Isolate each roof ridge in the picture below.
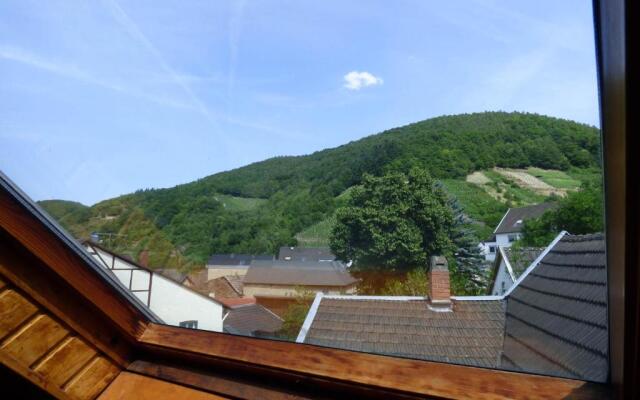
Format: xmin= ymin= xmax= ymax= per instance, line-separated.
xmin=563 ymin=233 xmax=605 ymax=242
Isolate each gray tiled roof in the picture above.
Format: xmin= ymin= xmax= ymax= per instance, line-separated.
xmin=278 ymin=246 xmax=336 ymax=262
xmin=223 ymin=304 xmax=283 ymax=337
xmin=244 ymin=260 xmax=357 ymax=287
xmin=207 ymin=253 xmax=274 ymax=266
xmin=494 ymin=203 xmax=557 ymax=234
xmin=501 ymin=233 xmax=608 ymax=382
xmin=304 ymin=298 xmax=506 ymax=368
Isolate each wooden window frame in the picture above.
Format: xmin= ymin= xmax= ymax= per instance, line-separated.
xmin=0 ymin=0 xmax=636 ymax=398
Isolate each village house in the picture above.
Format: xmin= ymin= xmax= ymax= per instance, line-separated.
xmin=84 ymin=241 xmax=225 ymax=332
xmin=242 ymin=259 xmax=358 ymax=316
xmin=243 ymin=260 xmax=358 ymax=298
xmin=297 ymin=232 xmax=608 ymax=382
xmin=206 ymin=253 xmax=274 ymax=280
xmin=480 ymin=202 xmax=556 ymax=261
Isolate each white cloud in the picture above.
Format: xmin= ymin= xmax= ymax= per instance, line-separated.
xmin=343 ymin=71 xmax=383 ymax=90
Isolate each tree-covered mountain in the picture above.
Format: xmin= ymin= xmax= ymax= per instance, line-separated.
xmin=39 ymin=112 xmax=601 ymax=266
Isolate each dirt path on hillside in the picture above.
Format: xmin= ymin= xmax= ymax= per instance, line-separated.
xmin=493 ymin=168 xmax=566 ymax=197
xmin=466 ymin=171 xmax=491 ymax=185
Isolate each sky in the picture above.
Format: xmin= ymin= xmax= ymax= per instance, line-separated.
xmin=0 ymin=0 xmax=599 ymax=205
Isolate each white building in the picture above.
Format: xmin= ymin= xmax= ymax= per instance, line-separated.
xmin=84 ymin=242 xmax=224 ymax=332
xmin=480 ymin=203 xmax=556 ymax=261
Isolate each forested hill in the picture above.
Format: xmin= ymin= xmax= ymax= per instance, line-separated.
xmin=191 ymin=112 xmax=600 ymax=198
xmin=39 ymin=112 xmax=601 ymax=267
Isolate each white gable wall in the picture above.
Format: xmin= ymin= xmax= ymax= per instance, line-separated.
xmin=490 ymin=256 xmax=515 ymax=295
xmin=85 ymin=245 xmax=223 ymax=332
xmin=148 ymin=274 xmax=223 ymax=331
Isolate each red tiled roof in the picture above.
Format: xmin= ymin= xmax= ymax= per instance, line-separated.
xmin=218 ymin=297 xmax=256 ymax=308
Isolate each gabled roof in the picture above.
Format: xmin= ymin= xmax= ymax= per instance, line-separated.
xmin=207 ymin=253 xmax=274 ymax=266
xmin=494 ymin=203 xmax=557 ymax=234
xmin=278 ymin=246 xmax=335 ymax=262
xmin=299 ymin=295 xmax=506 ymax=368
xmin=488 ymin=246 xmax=544 ymax=293
xmin=224 ymin=303 xmax=283 ymax=337
xmin=501 ymin=233 xmax=608 ymax=382
xmin=244 ymin=260 xmax=357 ymax=287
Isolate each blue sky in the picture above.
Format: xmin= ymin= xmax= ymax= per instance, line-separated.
xmin=0 ymin=0 xmax=599 ymax=205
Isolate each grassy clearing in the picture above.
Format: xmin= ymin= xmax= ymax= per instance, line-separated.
xmin=565 ymin=167 xmax=602 ymax=185
xmin=295 ymin=214 xmax=335 ymax=247
xmin=526 ymin=167 xmax=581 ymax=190
xmin=295 ymin=187 xmax=354 ymax=247
xmin=441 ymin=179 xmax=507 ymax=240
xmin=214 ymin=194 xmax=266 ymax=212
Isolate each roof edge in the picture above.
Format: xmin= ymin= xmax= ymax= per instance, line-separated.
xmin=0 ymin=171 xmax=162 ymax=323
xmin=499 ymin=246 xmax=518 ymax=282
xmin=296 ymin=292 xmax=324 ymax=343
xmin=493 ymin=207 xmax=511 ymax=234
xmin=503 ymin=230 xmax=568 ymax=297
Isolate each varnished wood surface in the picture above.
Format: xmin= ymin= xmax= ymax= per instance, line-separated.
xmin=139 ymin=323 xmax=609 ymax=400
xmin=0 ymin=233 xmax=132 ymax=366
xmin=98 ymin=372 xmax=229 ymax=400
xmin=127 ymin=360 xmax=314 ymax=400
xmin=65 ymin=357 xmax=121 ymax=400
xmin=0 ymin=271 xmax=121 ymax=399
xmin=0 ymin=288 xmax=37 ymax=338
xmin=34 ymin=337 xmax=97 ymax=387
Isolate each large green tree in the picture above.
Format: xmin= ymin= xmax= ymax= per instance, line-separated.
xmin=522 ymin=180 xmax=604 ymax=246
xmin=330 ymin=169 xmax=454 ymax=269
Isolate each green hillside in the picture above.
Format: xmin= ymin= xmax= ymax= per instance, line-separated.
xmin=39 ymin=112 xmax=601 ymax=266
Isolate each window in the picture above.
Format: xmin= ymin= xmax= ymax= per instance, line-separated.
xmin=1 ymin=0 xmax=608 ymax=384
xmin=179 ymin=320 xmax=198 ymax=329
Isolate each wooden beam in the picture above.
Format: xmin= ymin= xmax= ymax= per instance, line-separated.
xmin=127 ymin=360 xmax=312 ymax=400
xmin=99 ymin=372 xmax=228 ymax=400
xmin=139 ymin=323 xmax=609 ymax=400
xmin=0 ymin=233 xmax=133 ymax=366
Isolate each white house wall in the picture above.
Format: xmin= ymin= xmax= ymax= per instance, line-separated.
xmin=490 ymin=258 xmax=515 ymax=295
xmin=131 ymin=269 xmax=150 ymax=291
xmin=149 ymin=274 xmax=223 ymax=332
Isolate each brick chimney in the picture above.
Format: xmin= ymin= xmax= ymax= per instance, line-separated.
xmin=428 ymin=256 xmax=452 ymax=311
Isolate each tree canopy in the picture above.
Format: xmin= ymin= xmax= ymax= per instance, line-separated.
xmin=522 ymin=179 xmax=604 ymax=246
xmin=330 ymin=169 xmax=454 ymax=270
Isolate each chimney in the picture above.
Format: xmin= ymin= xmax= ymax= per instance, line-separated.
xmin=428 ymin=256 xmax=452 ymax=311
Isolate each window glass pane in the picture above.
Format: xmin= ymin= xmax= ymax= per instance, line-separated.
xmin=1 ymin=0 xmax=606 ymax=382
